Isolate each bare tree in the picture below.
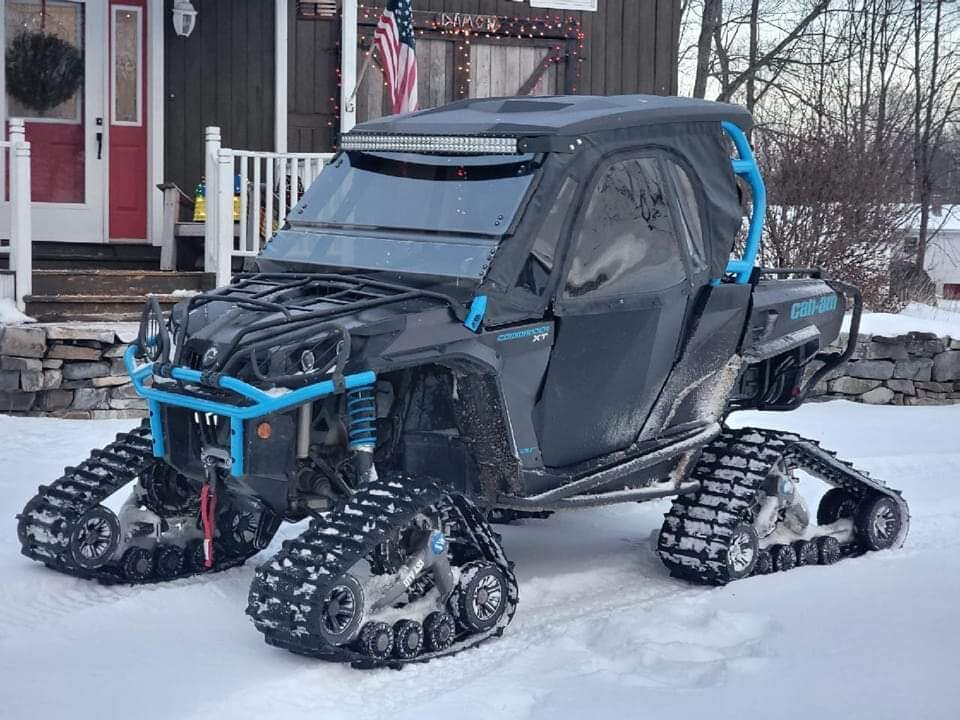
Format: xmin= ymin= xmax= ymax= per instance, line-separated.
xmin=689 ymin=0 xmax=833 ymax=101
xmin=911 ymin=0 xmax=960 ymax=272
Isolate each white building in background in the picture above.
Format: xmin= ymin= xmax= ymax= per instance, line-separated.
xmin=900 ymin=206 xmax=960 ymax=299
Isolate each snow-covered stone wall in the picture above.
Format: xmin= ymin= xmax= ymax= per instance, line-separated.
xmin=813 ymin=331 xmax=960 ymax=405
xmin=0 ymin=320 xmax=955 ymax=419
xmin=0 ymin=323 xmax=146 ymax=419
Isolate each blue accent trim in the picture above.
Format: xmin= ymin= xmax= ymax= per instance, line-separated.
xmin=708 ymin=278 xmax=721 ymax=287
xmin=148 ymin=399 xmax=165 ymax=457
xmin=721 ymin=121 xmax=767 ymax=284
xmin=231 ymin=418 xmax=245 ymax=476
xmin=124 ymin=345 xmax=376 ymax=476
xmin=464 ymin=295 xmax=487 ymax=332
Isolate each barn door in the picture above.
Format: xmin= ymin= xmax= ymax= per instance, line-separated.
xmin=469 ymin=43 xmax=563 ymax=98
xmin=356 ymin=38 xmax=454 ymax=123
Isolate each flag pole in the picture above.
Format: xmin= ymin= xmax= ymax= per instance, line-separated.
xmin=340 ymin=0 xmax=358 ymax=132
xmin=345 ymin=45 xmax=377 ymax=114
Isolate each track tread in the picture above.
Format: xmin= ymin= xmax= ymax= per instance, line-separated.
xmin=657 ymin=427 xmax=909 ymax=585
xmin=16 ymin=422 xmax=263 ymax=584
xmin=246 ymin=474 xmax=518 ymax=668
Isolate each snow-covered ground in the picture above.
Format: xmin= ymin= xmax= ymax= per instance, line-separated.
xmin=843 ymin=301 xmax=960 ymax=337
xmin=1 ymin=402 xmax=958 ymax=720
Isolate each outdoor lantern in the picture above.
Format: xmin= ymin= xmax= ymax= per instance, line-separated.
xmin=172 ymin=0 xmax=198 ymax=38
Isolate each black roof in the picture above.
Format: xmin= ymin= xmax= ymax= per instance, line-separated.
xmin=350 ymin=94 xmax=752 ymax=138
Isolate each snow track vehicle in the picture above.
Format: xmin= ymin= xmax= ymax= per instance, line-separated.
xmin=17 ymin=95 xmax=909 ymax=667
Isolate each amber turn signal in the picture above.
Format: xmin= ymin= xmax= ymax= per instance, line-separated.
xmin=256 ymin=422 xmax=272 ymax=440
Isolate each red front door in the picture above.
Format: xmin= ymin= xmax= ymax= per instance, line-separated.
xmin=108 ymin=0 xmax=148 ymax=240
xmin=4 ymin=1 xmax=107 ymax=243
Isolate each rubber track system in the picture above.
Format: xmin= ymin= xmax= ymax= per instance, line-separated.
xmin=658 ymin=426 xmax=910 ymax=585
xmin=247 ymin=474 xmax=518 ymax=668
xmin=16 ymin=422 xmax=258 ymax=584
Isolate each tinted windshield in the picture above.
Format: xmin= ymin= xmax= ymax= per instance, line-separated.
xmin=289 ymin=152 xmax=536 ymax=237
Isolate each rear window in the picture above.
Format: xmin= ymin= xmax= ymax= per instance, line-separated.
xmin=292 ymin=151 xmax=537 ymax=238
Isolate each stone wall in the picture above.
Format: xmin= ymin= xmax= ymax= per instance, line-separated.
xmin=1 ymin=321 xmax=956 ymax=419
xmin=813 ymin=331 xmax=960 ymax=405
xmin=0 ymin=323 xmax=147 ymax=419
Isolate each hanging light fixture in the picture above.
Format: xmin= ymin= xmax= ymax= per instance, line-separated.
xmin=171 ymin=0 xmax=198 ymax=38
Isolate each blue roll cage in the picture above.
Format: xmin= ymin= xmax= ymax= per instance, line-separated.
xmin=721 ymin=120 xmax=766 ymax=284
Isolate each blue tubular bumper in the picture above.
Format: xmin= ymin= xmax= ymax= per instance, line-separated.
xmin=721 ymin=121 xmax=767 ymax=284
xmin=124 ymin=345 xmax=376 ymax=476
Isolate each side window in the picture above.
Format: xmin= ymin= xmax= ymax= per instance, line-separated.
xmin=563 ymin=157 xmax=685 ymax=300
xmin=665 ymin=160 xmax=707 ymax=272
xmin=516 ymin=177 xmax=578 ymax=296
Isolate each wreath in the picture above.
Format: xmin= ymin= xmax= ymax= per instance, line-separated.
xmin=5 ymin=29 xmax=84 ymax=113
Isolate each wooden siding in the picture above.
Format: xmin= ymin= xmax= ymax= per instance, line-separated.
xmin=164 ymin=0 xmax=276 ymax=194
xmin=287 ymin=0 xmax=679 ymax=152
xmin=288 ymin=0 xmax=340 ymax=153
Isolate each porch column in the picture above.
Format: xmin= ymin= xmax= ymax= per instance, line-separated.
xmin=275 ymin=0 xmax=288 ymax=153
xmin=9 ymin=120 xmax=32 ymax=310
xmin=340 ymin=0 xmax=358 ymax=134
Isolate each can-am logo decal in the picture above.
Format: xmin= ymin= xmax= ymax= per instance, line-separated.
xmin=790 ymin=294 xmax=838 ymax=320
xmin=497 ymin=326 xmax=551 ymax=343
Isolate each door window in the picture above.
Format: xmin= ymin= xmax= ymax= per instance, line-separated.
xmin=111 ymin=6 xmax=142 ymax=126
xmin=665 ymin=160 xmax=707 ymax=272
xmin=516 ymin=177 xmax=578 ymax=296
xmin=5 ymin=0 xmax=86 ymax=203
xmin=563 ymin=157 xmax=685 ymax=300
xmin=5 ymin=1 xmax=83 ymax=123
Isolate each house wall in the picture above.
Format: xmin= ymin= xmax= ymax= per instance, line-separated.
xmin=287 ymin=0 xmax=681 ymax=152
xmin=925 ymin=231 xmax=960 ymax=292
xmin=164 ymin=0 xmax=277 ymax=195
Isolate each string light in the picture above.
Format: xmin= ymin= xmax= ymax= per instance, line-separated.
xmin=331 ymin=7 xmax=586 ymax=138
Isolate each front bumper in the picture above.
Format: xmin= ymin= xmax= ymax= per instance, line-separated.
xmin=124 ymin=344 xmax=375 ymax=476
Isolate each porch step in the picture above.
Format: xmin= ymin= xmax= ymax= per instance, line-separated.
xmin=31 ymin=242 xmax=162 ymax=270
xmin=24 ymin=294 xmax=191 ymax=322
xmin=32 ymin=269 xmax=214 ymax=296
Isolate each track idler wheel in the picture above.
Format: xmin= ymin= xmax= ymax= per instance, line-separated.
xmin=817 ymin=488 xmax=858 ymax=525
xmin=794 ymin=540 xmax=819 ymax=567
xmin=357 ymin=622 xmax=394 ymax=660
xmin=224 ymin=509 xmax=261 ymax=554
xmin=69 ymin=506 xmax=121 ymax=570
xmin=856 ymin=495 xmax=904 ymax=551
xmin=771 ymin=544 xmax=797 ymax=572
xmin=454 ymin=561 xmax=508 ymax=633
xmin=155 ymin=545 xmax=186 ymax=579
xmin=817 ymin=536 xmax=841 ymax=564
xmin=724 ymin=523 xmax=759 ymax=581
xmin=753 ymin=548 xmax=773 ymax=575
xmin=315 ymin=575 xmax=364 ymax=647
xmin=423 ymin=611 xmax=456 ymax=652
xmin=392 ymin=620 xmax=424 ymax=660
xmin=121 ymin=547 xmax=155 ymax=582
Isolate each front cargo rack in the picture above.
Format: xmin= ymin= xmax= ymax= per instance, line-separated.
xmin=168 ymin=273 xmax=468 ymax=384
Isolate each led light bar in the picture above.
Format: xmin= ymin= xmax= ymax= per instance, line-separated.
xmin=340 ymin=133 xmax=521 ymax=155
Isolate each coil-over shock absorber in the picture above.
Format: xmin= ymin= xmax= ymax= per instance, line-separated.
xmin=347 ymin=383 xmax=378 ymax=485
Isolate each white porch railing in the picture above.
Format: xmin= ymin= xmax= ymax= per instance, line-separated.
xmin=0 ymin=119 xmax=32 ymax=310
xmin=204 ymin=126 xmax=334 ymax=287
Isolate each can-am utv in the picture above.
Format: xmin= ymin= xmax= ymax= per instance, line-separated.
xmin=17 ymin=95 xmax=908 ymax=668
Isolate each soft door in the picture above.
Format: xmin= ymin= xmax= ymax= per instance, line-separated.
xmin=534 ymin=155 xmax=690 ymax=468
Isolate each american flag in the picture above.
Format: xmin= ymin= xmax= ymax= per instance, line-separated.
xmin=374 ymin=0 xmax=419 ymax=114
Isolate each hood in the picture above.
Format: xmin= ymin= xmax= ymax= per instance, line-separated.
xmin=167 ymin=273 xmax=475 ymax=386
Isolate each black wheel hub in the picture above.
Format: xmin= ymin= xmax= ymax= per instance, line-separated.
xmin=69 ymin=507 xmax=120 ymax=569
